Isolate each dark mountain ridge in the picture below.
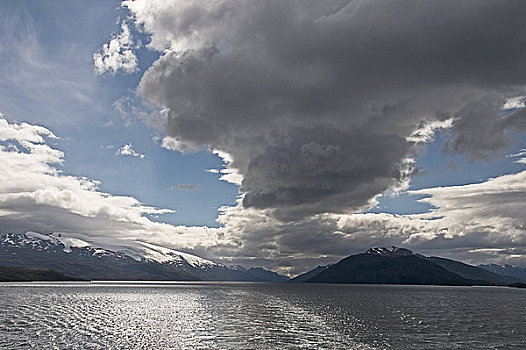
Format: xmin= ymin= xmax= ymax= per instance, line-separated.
xmin=479 ymin=264 xmax=526 ymax=282
xmin=0 ymin=266 xmax=83 ymax=282
xmin=427 ymin=257 xmax=523 ymax=284
xmin=303 ymin=247 xmax=523 ymax=286
xmin=232 ymin=266 xmax=290 ymax=282
xmin=289 ymin=265 xmax=331 ymax=283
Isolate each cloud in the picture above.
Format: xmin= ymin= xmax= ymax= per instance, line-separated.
xmin=211 ymin=150 xmax=243 ymax=186
xmin=174 ymin=184 xmax=199 ymax=190
xmin=195 ymin=162 xmax=526 ymax=274
xmin=509 ymin=149 xmax=526 ymax=160
xmin=117 ymin=143 xmax=145 ymax=158
xmin=0 ymin=115 xmax=223 ymax=252
xmin=503 ymin=97 xmax=526 ymax=111
xmin=2 ymin=114 xmax=526 ymax=274
xmin=161 ymin=136 xmax=200 ymax=153
xmin=93 ymin=23 xmax=138 ymax=75
xmin=120 ymin=0 xmax=526 ymax=220
xmin=0 ymin=7 xmax=96 ymax=124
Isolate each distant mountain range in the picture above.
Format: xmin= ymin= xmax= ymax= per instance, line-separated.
xmin=0 ymin=232 xmax=288 ymax=282
xmin=300 ymin=247 xmax=526 ymax=286
xmin=479 ymin=263 xmax=526 ymax=282
xmin=290 ymin=265 xmax=331 ymax=283
xmin=2 ymin=234 xmax=525 ymax=286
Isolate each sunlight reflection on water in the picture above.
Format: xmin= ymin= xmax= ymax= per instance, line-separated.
xmin=0 ymin=283 xmax=524 ymax=349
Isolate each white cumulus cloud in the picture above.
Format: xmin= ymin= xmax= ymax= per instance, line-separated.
xmin=117 ymin=142 xmax=145 ymax=158
xmin=0 ymin=115 xmax=223 ymax=254
xmin=93 ymin=23 xmax=138 ymax=75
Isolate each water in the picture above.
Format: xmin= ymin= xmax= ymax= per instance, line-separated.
xmin=0 ymin=282 xmax=524 ymax=349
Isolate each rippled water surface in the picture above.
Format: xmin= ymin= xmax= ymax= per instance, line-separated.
xmin=0 ymin=282 xmax=525 ymax=349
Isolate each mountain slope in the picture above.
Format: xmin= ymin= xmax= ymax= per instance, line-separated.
xmin=230 ymin=266 xmax=290 ymax=282
xmin=0 ymin=232 xmax=279 ymax=281
xmin=0 ymin=266 xmax=82 ymax=282
xmin=306 ymin=247 xmax=487 ymax=285
xmin=479 ymin=264 xmax=526 ymax=282
xmin=290 ymin=265 xmax=331 ymax=283
xmin=427 ymin=257 xmax=522 ymax=284
xmin=0 ymin=232 xmax=197 ymax=280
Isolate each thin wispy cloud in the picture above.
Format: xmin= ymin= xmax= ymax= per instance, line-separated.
xmin=0 ymin=7 xmax=96 ymax=125
xmin=170 ymin=184 xmax=199 ymax=191
xmin=177 ymin=184 xmax=199 ymax=190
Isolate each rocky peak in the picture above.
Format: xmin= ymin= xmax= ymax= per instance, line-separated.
xmin=366 ymin=246 xmax=414 ymax=257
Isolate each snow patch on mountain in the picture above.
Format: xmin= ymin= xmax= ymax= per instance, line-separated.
xmin=367 ymin=246 xmax=414 ymax=257
xmin=2 ymin=231 xmax=217 ymax=267
xmin=1 ymin=232 xmax=60 ymax=250
xmin=134 ymin=241 xmax=217 ymax=267
xmin=25 ymin=232 xmax=90 ymax=253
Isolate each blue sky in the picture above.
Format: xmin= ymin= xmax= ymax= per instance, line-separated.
xmin=0 ymin=0 xmax=239 ymax=227
xmin=1 ymin=0 xmax=526 ymax=273
xmin=370 ymin=131 xmax=526 ymax=215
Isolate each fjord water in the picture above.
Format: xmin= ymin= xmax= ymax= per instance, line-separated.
xmin=0 ymin=283 xmax=524 ymax=349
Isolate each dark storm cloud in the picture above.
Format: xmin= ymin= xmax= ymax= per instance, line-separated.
xmin=446 ymin=96 xmax=526 ymax=158
xmin=127 ymin=0 xmax=526 ymax=219
xmin=200 ymin=166 xmax=526 ymax=274
xmin=240 ymin=127 xmax=411 ymax=218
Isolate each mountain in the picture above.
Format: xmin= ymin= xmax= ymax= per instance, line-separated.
xmin=0 ymin=232 xmax=283 ymax=282
xmin=366 ymin=247 xmax=415 ymax=257
xmin=479 ymin=264 xmax=526 ymax=282
xmin=427 ymin=257 xmax=523 ymax=284
xmin=231 ymin=266 xmax=290 ymax=282
xmin=0 ymin=266 xmax=82 ymax=282
xmin=304 ymin=247 xmax=503 ymax=286
xmin=290 ymin=265 xmax=331 ymax=283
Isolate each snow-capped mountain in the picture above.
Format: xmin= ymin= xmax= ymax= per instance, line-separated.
xmin=0 ymin=232 xmax=288 ymax=282
xmin=366 ymin=246 xmax=415 ymax=257
xmin=1 ymin=231 xmax=217 ymax=266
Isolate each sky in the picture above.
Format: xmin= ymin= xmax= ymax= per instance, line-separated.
xmin=1 ymin=0 xmax=526 ymax=275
